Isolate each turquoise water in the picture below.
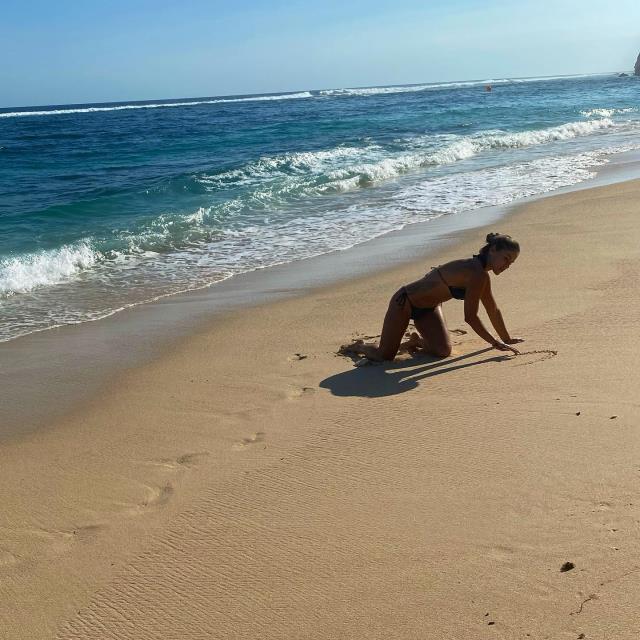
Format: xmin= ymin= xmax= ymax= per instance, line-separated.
xmin=1 ymin=73 xmax=639 ymax=341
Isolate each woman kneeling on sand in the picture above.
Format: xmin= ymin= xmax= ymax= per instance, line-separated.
xmin=342 ymin=232 xmax=523 ymax=362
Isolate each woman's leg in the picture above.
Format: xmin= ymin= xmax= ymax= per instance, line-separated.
xmin=412 ymin=305 xmax=452 ymax=358
xmin=376 ymin=290 xmax=412 ymax=360
xmin=340 ymin=289 xmax=411 ymax=361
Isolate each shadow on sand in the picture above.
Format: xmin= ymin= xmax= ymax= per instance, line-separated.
xmin=320 ymin=348 xmax=511 ymax=398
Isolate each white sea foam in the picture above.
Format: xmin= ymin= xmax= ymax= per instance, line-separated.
xmin=154 ymin=147 xmax=625 ymax=283
xmin=320 ymin=82 xmax=488 ymax=97
xmin=320 ymin=74 xmax=605 ymax=97
xmin=580 ymin=107 xmax=636 ymax=118
xmin=0 ymin=92 xmax=314 ymax=118
xmin=192 ymin=117 xmax=628 ymax=205
xmin=0 ymin=243 xmax=99 ymax=296
xmin=475 ymin=117 xmax=617 ymax=148
xmin=195 ymin=146 xmax=370 ymax=189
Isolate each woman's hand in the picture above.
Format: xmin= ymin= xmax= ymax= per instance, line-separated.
xmin=504 ymin=337 xmax=525 ymax=345
xmin=493 ymin=340 xmax=520 ymax=354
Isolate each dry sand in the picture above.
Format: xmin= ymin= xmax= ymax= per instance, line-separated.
xmin=2 ymin=179 xmax=640 ymax=639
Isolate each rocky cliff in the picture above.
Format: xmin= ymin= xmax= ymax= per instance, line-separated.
xmin=635 ymin=53 xmax=640 ymax=76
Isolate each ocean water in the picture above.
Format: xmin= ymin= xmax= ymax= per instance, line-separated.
xmin=1 ymin=73 xmax=639 ymax=342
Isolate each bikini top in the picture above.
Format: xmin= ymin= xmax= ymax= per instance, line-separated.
xmin=434 ymin=253 xmax=487 ymax=300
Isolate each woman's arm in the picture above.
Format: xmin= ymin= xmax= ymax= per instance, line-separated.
xmin=465 ymin=270 xmax=519 ymax=353
xmin=481 ymin=278 xmax=524 ymax=344
xmin=480 ymin=279 xmax=517 ymax=343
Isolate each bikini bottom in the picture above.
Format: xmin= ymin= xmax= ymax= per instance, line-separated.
xmin=394 ymin=287 xmax=436 ymax=321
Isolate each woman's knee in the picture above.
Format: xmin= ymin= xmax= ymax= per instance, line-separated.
xmin=379 ymin=346 xmax=399 ymax=361
xmin=430 ymin=344 xmax=452 ymax=358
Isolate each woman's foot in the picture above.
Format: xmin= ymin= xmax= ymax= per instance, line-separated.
xmin=399 ymin=332 xmax=425 ymax=354
xmin=338 ymin=340 xmax=384 ymax=362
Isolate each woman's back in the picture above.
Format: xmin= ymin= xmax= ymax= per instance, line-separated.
xmin=404 ymin=256 xmax=485 ymax=307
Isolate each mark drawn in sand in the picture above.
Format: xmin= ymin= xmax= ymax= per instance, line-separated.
xmin=567 ymin=564 xmax=640 ymax=617
xmin=232 ymin=432 xmax=265 ymax=450
xmin=510 ymin=349 xmax=558 ymax=366
xmin=571 ymin=593 xmax=598 ymax=615
xmin=338 ymin=332 xmax=556 ymax=371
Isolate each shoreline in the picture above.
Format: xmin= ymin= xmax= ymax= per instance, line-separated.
xmin=2 ymin=147 xmax=640 ymax=437
xmin=3 ymin=174 xmax=640 ymax=637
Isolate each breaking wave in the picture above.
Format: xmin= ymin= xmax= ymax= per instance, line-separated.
xmin=580 ymin=107 xmax=636 ymax=118
xmin=0 ymin=92 xmax=314 ymax=118
xmin=197 ymin=116 xmax=625 ymax=195
xmin=0 ymin=243 xmax=100 ymax=296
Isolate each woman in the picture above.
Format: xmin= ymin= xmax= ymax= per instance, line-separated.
xmin=342 ymin=232 xmax=523 ymax=362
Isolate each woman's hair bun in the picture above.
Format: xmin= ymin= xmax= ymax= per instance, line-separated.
xmin=480 ymin=232 xmax=519 ymax=255
xmin=486 ymin=232 xmax=512 ymax=244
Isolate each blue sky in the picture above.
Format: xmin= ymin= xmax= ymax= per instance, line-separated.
xmin=1 ymin=0 xmax=638 ymax=107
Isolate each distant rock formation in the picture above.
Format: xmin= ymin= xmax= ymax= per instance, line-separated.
xmin=635 ymin=53 xmax=640 ymax=76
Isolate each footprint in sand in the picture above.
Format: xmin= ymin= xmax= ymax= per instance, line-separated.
xmin=485 ymin=545 xmax=516 ymax=563
xmin=121 ymin=482 xmax=175 ymax=516
xmin=0 ymin=523 xmax=112 ymax=569
xmin=28 ymin=527 xmax=78 ymax=551
xmin=286 ymin=385 xmax=315 ymax=400
xmin=141 ymin=483 xmax=174 ymax=508
xmin=3 ymin=453 xmax=204 ymax=560
xmin=288 ymin=353 xmax=308 ymax=362
xmin=176 ymin=452 xmax=209 ymax=467
xmin=18 ymin=524 xmax=104 ymax=555
xmin=232 ymin=432 xmax=265 ymax=450
xmin=70 ymin=524 xmax=105 ymax=538
xmin=125 ymin=453 xmax=209 ymax=515
xmin=0 ymin=549 xmax=18 ymax=567
xmin=449 ymin=328 xmax=467 ymax=336
xmin=153 ymin=451 xmax=209 ymax=470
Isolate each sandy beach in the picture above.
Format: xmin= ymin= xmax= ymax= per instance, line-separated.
xmin=3 ymin=176 xmax=640 ymax=639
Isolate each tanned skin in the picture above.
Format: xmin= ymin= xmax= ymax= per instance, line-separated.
xmin=341 ymin=246 xmax=523 ymax=361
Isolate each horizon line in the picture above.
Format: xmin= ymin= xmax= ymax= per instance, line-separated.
xmin=0 ymin=70 xmax=625 ymax=112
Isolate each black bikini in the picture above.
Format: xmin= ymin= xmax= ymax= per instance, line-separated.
xmin=397 ymin=253 xmax=487 ymax=320
xmin=394 ymin=288 xmax=435 ymax=320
